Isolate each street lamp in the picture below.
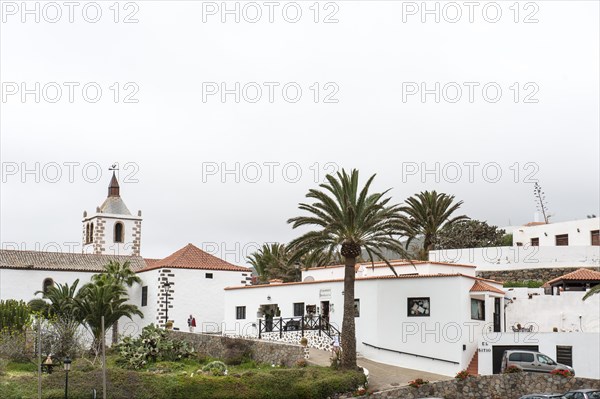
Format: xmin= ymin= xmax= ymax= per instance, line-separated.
xmin=162 ymin=281 xmax=173 ymax=326
xmin=63 ymin=356 xmax=72 ymax=399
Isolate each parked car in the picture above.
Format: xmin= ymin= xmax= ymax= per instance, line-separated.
xmin=562 ymin=390 xmax=600 ymax=399
xmin=519 ymin=395 xmax=564 ymax=399
xmin=501 ymin=350 xmax=575 ymax=375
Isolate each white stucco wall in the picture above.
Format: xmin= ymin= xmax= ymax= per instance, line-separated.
xmin=429 ymin=246 xmax=600 ymax=271
xmin=302 ymin=262 xmax=477 ymax=282
xmin=504 ymin=288 xmax=600 ymax=333
xmin=477 ymin=332 xmax=600 ymax=379
xmin=512 ymin=218 xmax=600 ymax=247
xmin=0 ymin=268 xmax=96 ymax=301
xmin=149 ymin=267 xmax=250 ymax=333
xmin=224 ymin=275 xmax=504 ymax=376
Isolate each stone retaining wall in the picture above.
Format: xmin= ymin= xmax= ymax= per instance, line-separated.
xmin=168 ymin=330 xmax=304 ymax=367
xmin=477 ymin=267 xmax=600 ymax=283
xmin=361 ymin=374 xmax=600 ymax=399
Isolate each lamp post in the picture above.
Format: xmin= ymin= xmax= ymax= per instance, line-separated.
xmin=162 ymin=281 xmax=172 ymax=326
xmin=63 ymin=356 xmax=71 ymax=399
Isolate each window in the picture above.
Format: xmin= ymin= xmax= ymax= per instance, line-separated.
xmin=236 ymin=306 xmax=246 ymax=320
xmin=536 ymin=354 xmax=555 ymax=365
xmin=205 ymin=273 xmax=213 ymax=279
xmin=470 ymin=298 xmax=485 ymax=320
xmin=592 ymin=230 xmax=600 ymax=246
xmin=521 ymin=353 xmax=534 ymax=362
xmin=85 ymin=223 xmax=90 ymax=244
xmin=354 ymin=299 xmax=360 ymax=317
xmin=114 ymin=222 xmax=124 ymax=243
xmin=556 ymin=345 xmax=573 ymax=366
xmin=555 ymin=234 xmax=569 ymax=246
xmin=141 ymin=286 xmax=148 ymax=307
xmin=407 ymin=297 xmax=430 ymax=317
xmin=42 ymin=278 xmax=54 ymax=294
xmin=530 ymin=237 xmax=539 ymax=246
xmin=516 ymin=242 xmax=523 ymax=246
xmin=293 ymin=302 xmax=304 ymax=317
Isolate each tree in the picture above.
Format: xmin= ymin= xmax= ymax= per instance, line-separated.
xmin=287 ymin=169 xmax=408 ymax=369
xmin=583 ymin=284 xmax=600 ymax=300
xmin=92 ymin=261 xmax=142 ymax=344
xmin=76 ymin=283 xmax=143 ymax=354
xmin=435 ymin=220 xmax=506 ymax=249
xmin=401 ymin=191 xmax=469 ymax=260
xmin=28 ymin=280 xmax=83 ymax=358
xmin=247 ymin=243 xmax=299 ymax=283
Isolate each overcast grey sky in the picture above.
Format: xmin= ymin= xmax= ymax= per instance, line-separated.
xmin=1 ymin=0 xmax=598 ymax=263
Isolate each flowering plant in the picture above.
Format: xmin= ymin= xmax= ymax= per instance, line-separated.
xmin=550 ymin=369 xmax=574 ymax=377
xmin=455 ymin=370 xmax=470 ymax=380
xmin=408 ymin=378 xmax=429 ymax=388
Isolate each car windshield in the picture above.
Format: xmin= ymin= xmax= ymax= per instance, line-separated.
xmin=587 ymin=392 xmax=600 ymax=399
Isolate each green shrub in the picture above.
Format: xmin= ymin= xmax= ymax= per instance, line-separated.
xmin=0 ymin=358 xmax=8 ymax=375
xmin=0 ymin=300 xmax=31 ymax=332
xmin=202 ymin=361 xmax=227 ymax=376
xmin=115 ymin=324 xmax=194 ymax=369
xmin=503 ymin=281 xmax=543 ymax=288
xmin=223 ymin=338 xmax=252 ymax=365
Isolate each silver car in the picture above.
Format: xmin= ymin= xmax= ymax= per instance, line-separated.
xmin=501 ymin=350 xmax=575 ymax=375
xmin=563 ymin=390 xmax=600 ymax=399
xmin=519 ymin=395 xmax=564 ymax=399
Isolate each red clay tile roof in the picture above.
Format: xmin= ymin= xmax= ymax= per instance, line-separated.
xmin=225 ymin=273 xmax=501 ymax=290
xmin=470 ymin=280 xmax=505 ymax=295
xmin=139 ymin=244 xmax=249 ymax=273
xmin=544 ymin=268 xmax=600 ymax=286
xmin=305 ymin=259 xmax=476 ymax=270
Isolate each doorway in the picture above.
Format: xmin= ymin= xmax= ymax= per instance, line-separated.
xmin=320 ymin=301 xmax=330 ymax=328
xmin=493 ymin=298 xmax=501 ymax=332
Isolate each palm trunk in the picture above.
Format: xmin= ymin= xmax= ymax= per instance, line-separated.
xmin=112 ymin=320 xmax=119 ymax=345
xmin=340 ymin=256 xmax=357 ymax=369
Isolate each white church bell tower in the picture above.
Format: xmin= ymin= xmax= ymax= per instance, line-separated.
xmin=82 ymin=169 xmax=142 ymax=256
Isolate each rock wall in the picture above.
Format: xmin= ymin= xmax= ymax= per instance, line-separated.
xmin=168 ymin=330 xmax=304 ymax=367
xmin=360 ymin=374 xmax=600 ymax=399
xmin=477 ymin=267 xmax=600 ymax=283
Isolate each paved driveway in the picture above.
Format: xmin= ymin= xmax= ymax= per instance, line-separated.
xmin=307 ymin=348 xmax=452 ymax=391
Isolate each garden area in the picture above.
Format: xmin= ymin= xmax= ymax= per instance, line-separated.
xmin=1 ymin=319 xmax=365 ymax=399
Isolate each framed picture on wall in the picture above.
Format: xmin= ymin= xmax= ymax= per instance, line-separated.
xmin=407 ymin=297 xmax=430 ymax=317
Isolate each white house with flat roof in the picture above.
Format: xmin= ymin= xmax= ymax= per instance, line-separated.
xmin=223 ymin=261 xmax=506 ymax=376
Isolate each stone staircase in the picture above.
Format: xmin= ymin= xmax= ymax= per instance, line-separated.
xmin=467 ymin=351 xmax=479 ymax=375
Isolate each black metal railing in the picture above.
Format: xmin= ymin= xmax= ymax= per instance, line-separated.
xmin=258 ymin=315 xmax=340 ymax=339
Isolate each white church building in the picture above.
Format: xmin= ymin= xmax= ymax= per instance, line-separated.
xmin=0 ymin=172 xmax=252 ymax=335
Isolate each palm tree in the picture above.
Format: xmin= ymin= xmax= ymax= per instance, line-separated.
xmin=583 ymin=284 xmax=600 ymax=300
xmin=28 ymin=280 xmax=82 ymax=358
xmin=287 ymin=169 xmax=408 ymax=369
xmin=76 ymin=283 xmax=143 ymax=354
xmin=401 ymin=190 xmax=469 ymax=260
xmin=247 ymin=243 xmax=299 ymax=282
xmin=92 ymin=261 xmax=142 ymax=344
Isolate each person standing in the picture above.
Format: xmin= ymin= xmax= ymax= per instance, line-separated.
xmin=187 ymin=315 xmax=193 ymax=332
xmin=191 ymin=316 xmax=197 ymax=333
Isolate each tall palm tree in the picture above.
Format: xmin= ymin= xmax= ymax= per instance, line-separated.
xmin=76 ymin=283 xmax=143 ymax=353
xmin=583 ymin=284 xmax=600 ymax=300
xmin=287 ymin=169 xmax=408 ymax=369
xmin=92 ymin=261 xmax=142 ymax=344
xmin=401 ymin=190 xmax=469 ymax=260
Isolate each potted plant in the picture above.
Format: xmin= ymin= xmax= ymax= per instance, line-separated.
xmin=165 ymin=321 xmax=173 ymax=330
